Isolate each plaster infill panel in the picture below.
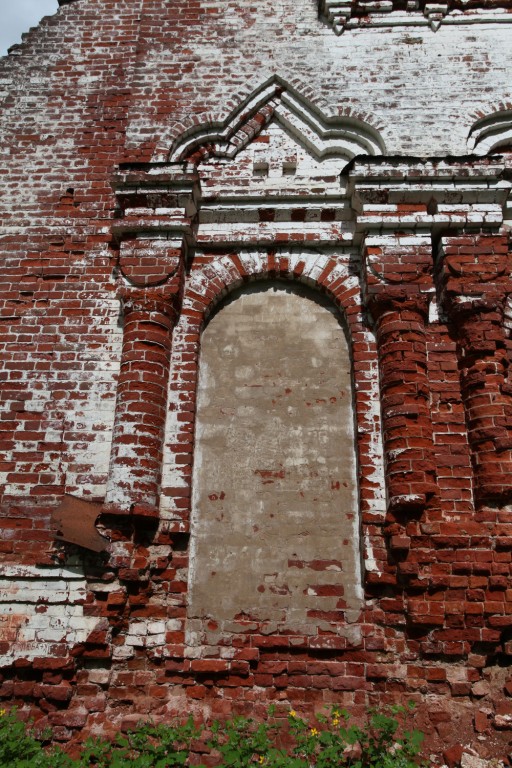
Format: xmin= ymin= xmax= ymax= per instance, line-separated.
xmin=188 ymin=284 xmax=362 ymax=646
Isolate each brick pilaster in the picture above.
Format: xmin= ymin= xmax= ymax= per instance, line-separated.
xmin=349 ymin=156 xmax=508 ymax=517
xmin=362 ymin=235 xmax=437 ymax=515
xmin=102 ymin=168 xmax=199 ymax=521
xmin=103 ymin=284 xmax=181 ymax=519
xmin=438 ymin=233 xmax=512 ymax=505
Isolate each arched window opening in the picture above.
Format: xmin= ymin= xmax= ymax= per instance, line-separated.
xmin=187 ymin=282 xmax=362 ymax=647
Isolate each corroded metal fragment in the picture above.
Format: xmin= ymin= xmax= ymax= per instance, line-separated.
xmin=53 ymin=496 xmax=108 ymax=553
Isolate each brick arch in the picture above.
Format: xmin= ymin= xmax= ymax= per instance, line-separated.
xmin=186 ymin=273 xmax=366 ymax=644
xmin=161 ymin=251 xmax=386 ymax=579
xmin=182 ymin=252 xmax=363 ymax=338
xmin=468 ymin=106 xmax=512 ymax=154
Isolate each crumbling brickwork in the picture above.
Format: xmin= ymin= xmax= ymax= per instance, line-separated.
xmin=1 ymin=0 xmax=512 ymax=762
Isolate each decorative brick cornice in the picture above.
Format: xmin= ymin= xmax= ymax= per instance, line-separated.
xmin=348 ymin=156 xmax=509 ymax=243
xmin=318 ymin=0 xmax=512 ymax=33
xmin=111 ymin=167 xmax=200 ymax=246
xmin=149 ymin=82 xmax=384 ymax=249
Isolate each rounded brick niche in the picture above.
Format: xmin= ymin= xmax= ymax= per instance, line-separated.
xmin=187 ymin=282 xmax=363 ymax=647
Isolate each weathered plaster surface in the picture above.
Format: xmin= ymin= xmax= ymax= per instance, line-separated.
xmin=188 ymin=285 xmax=362 ymax=644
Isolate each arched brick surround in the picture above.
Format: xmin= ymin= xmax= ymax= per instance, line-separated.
xmin=187 ymin=282 xmax=363 ymax=646
xmin=161 ymin=252 xmax=385 ymax=548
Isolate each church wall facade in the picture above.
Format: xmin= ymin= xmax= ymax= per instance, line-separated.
xmin=1 ymin=0 xmax=512 ymax=761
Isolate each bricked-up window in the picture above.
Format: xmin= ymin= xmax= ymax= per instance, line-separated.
xmin=187 ymin=282 xmax=362 ymax=647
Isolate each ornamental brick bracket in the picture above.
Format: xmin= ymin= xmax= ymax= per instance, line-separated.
xmin=348 ymin=156 xmax=510 ymax=517
xmin=101 ymin=167 xmax=201 ymax=525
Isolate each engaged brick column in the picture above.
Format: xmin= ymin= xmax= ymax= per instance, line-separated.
xmin=363 ymin=235 xmax=437 ymax=515
xmin=104 ymin=286 xmax=180 ymax=518
xmin=103 ymin=169 xmax=199 ymax=522
xmin=438 ymin=234 xmax=512 ymax=505
xmin=102 ymin=237 xmax=186 ymax=520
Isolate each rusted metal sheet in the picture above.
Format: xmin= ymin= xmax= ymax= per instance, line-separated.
xmin=52 ymin=495 xmax=109 ymax=553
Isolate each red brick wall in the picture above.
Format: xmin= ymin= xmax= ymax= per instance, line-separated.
xmin=1 ymin=0 xmax=512 ymax=763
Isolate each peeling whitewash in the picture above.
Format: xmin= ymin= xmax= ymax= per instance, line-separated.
xmin=0 ymin=564 xmax=100 ymax=665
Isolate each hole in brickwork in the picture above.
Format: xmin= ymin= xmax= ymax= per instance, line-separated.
xmin=172 ymin=533 xmax=190 ymax=552
xmin=253 ymin=161 xmax=269 ymax=177
xmin=427 ymin=198 xmax=438 ymax=215
xmin=283 ymin=162 xmax=297 ymax=176
xmin=187 ymin=282 xmax=362 ymax=647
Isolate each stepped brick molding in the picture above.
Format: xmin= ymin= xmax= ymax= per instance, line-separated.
xmin=1 ymin=0 xmax=512 ymax=763
xmin=318 ymin=0 xmax=512 ymax=32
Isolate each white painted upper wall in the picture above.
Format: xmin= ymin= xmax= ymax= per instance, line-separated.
xmin=130 ymin=9 xmax=512 ymax=157
xmin=0 ymin=0 xmax=511 ymax=163
xmin=134 ymin=24 xmax=512 ymax=156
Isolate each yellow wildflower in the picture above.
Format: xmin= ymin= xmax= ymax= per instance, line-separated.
xmin=0 ymin=710 xmax=5 ymax=717
xmin=310 ymin=728 xmax=319 ymax=736
xmin=258 ymin=757 xmax=265 ymax=764
xmin=289 ymin=710 xmax=297 ymax=718
xmin=332 ymin=718 xmax=340 ymax=727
